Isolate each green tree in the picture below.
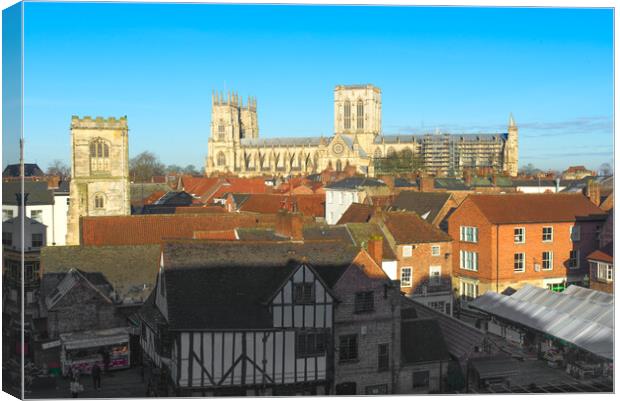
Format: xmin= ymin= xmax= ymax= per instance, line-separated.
xmin=374 ymin=149 xmax=424 ymax=175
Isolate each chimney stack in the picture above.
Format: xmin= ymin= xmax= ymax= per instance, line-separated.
xmin=419 ymin=176 xmax=434 ymax=192
xmin=367 ymin=236 xmax=383 ymax=267
xmin=276 ymin=210 xmax=304 ymax=241
xmin=585 ymin=180 xmax=601 ymax=206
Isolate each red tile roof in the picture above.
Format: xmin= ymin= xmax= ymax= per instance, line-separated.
xmin=179 ymin=176 xmax=221 ymax=198
xmin=382 ymin=211 xmax=452 ymax=244
xmin=239 ymin=194 xmax=325 ymax=218
xmin=174 ymin=206 xmax=228 ymax=214
xmin=209 ymin=177 xmax=269 ymax=201
xmin=587 ymin=243 xmax=613 ymax=263
xmin=81 ymin=213 xmax=277 ymax=246
xmin=142 ymin=191 xmax=166 ymax=205
xmin=467 ymin=193 xmax=605 ymax=224
xmin=337 ymin=203 xmax=375 ymax=224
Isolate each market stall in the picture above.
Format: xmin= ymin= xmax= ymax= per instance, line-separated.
xmin=59 ymin=327 xmax=130 ymax=375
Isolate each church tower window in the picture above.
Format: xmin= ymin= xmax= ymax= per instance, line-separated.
xmin=344 ymin=101 xmax=351 ymax=130
xmin=217 ymin=151 xmax=226 ymax=166
xmin=89 ymin=138 xmax=110 ymax=172
xmin=94 ymin=193 xmax=105 ymax=209
xmin=218 ymin=120 xmax=226 ymax=141
xmin=356 ymin=100 xmax=364 ymax=130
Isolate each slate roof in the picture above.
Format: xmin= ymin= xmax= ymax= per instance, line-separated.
xmin=2 ymin=181 xmax=54 ymax=205
xmin=240 ymin=137 xmax=324 ymax=147
xmin=402 ymin=297 xmax=487 ymax=364
xmin=80 ymin=213 xmax=278 ymax=245
xmin=467 ymin=193 xmax=606 ymax=224
xmin=153 ymin=191 xmax=194 ymax=206
xmin=325 ymin=177 xmax=386 ymax=189
xmin=345 ymin=222 xmax=398 ymax=261
xmin=433 ymin=178 xmax=470 ymax=190
xmin=41 ymin=244 xmax=161 ymax=303
xmin=587 ymin=242 xmax=613 ymax=263
xmin=391 ymin=191 xmax=452 ymax=223
xmin=2 ymin=163 xmax=45 ymax=177
xmin=160 ymin=240 xmax=360 ymax=329
xmin=401 ymin=318 xmax=450 ymax=364
xmin=382 ymin=211 xmax=452 ymax=244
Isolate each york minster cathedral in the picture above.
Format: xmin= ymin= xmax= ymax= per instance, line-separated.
xmin=205 ymin=84 xmax=518 ymax=177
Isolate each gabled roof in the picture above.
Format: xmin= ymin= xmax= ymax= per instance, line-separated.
xmin=2 ymin=163 xmax=45 ymax=177
xmin=153 ymin=191 xmax=194 ymax=206
xmin=325 ymin=177 xmax=386 ymax=189
xmin=41 ymin=244 xmax=162 ymax=303
xmin=391 ymin=191 xmax=452 ymax=223
xmin=467 ymin=193 xmax=606 ymax=224
xmin=177 ymin=176 xmax=221 ymax=198
xmin=587 ymin=242 xmax=613 ymax=264
xmin=345 ymin=222 xmax=398 ymax=261
xmin=80 ymin=213 xmax=277 ymax=245
xmin=209 ymin=177 xmax=268 ymax=201
xmin=238 ymin=194 xmax=325 ymax=217
xmin=160 ymin=240 xmax=361 ymax=329
xmin=382 ymin=211 xmax=452 ymax=244
xmin=337 ymin=203 xmax=375 ymax=224
xmin=2 ymin=181 xmax=54 ymax=205
xmin=401 ymin=318 xmax=450 ymax=364
xmin=44 ymin=268 xmax=114 ymax=310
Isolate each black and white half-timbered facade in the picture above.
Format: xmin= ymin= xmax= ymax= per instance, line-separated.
xmin=138 ymin=241 xmax=362 ymax=396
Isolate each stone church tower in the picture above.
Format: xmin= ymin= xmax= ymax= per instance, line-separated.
xmin=65 ymin=116 xmax=130 ymax=245
xmin=206 ymin=92 xmax=258 ymax=173
xmin=334 ymin=84 xmax=381 ymax=150
xmin=504 ymin=114 xmax=519 ymax=176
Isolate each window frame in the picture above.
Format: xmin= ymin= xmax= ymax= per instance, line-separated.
xmin=30 ymin=209 xmax=43 ymax=223
xmin=429 ymin=265 xmax=442 ymax=286
xmin=400 ymin=267 xmax=412 ymax=287
xmin=459 ymin=250 xmax=478 ymax=272
xmin=431 ymin=245 xmax=441 ymax=257
xmin=354 ymin=291 xmax=375 ymax=314
xmin=460 ymin=226 xmax=478 ymax=243
xmin=412 ymin=371 xmax=430 ymax=389
xmin=570 ymin=225 xmax=581 ymax=242
xmin=514 ymin=252 xmax=525 ymax=273
xmin=378 ymin=343 xmax=389 ymax=372
xmin=339 ymin=334 xmax=358 ymax=363
xmin=542 ymin=226 xmax=553 ymax=242
xmin=31 ymin=233 xmax=44 ymax=248
xmin=296 ymin=331 xmax=326 ymax=358
xmin=542 ymin=251 xmax=553 ymax=271
xmin=293 ymin=282 xmax=314 ymax=305
xmin=402 ymin=245 xmax=413 ymax=258
xmin=568 ymin=249 xmax=580 ymax=269
xmin=514 ymin=227 xmax=525 ymax=244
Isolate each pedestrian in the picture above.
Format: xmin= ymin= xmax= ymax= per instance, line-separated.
xmin=70 ymin=377 xmax=83 ymax=398
xmin=91 ymin=364 xmax=102 ymax=390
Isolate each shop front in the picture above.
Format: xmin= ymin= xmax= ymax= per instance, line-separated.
xmin=59 ymin=327 xmax=130 ymax=375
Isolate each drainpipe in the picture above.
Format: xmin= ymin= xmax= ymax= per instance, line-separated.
xmin=390 ymin=299 xmax=397 ymax=394
xmin=496 ymin=225 xmax=499 ymax=293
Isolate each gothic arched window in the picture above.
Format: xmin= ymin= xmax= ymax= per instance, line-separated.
xmin=218 ymin=120 xmax=226 ymax=141
xmin=217 ymin=151 xmax=226 ymax=166
xmin=344 ymin=101 xmax=351 ymax=130
xmin=374 ymin=148 xmax=382 ymax=159
xmin=89 ymin=138 xmax=110 ymax=172
xmin=356 ymin=99 xmax=364 ymax=130
xmin=94 ymin=193 xmax=106 ymax=209
xmin=336 ymin=159 xmax=343 ymax=172
xmin=387 ymin=147 xmax=396 ymax=158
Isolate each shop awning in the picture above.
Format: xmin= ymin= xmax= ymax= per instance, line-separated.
xmin=60 ymin=327 xmax=129 ymax=350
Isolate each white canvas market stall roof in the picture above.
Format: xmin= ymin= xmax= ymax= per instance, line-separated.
xmin=470 ymin=285 xmax=613 ymax=361
xmin=59 ymin=327 xmax=129 ymax=350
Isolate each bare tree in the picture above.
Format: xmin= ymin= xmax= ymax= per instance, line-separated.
xmin=129 ymin=151 xmax=165 ymax=182
xmin=183 ymin=164 xmax=200 ymax=175
xmin=47 ymin=160 xmax=70 ymax=179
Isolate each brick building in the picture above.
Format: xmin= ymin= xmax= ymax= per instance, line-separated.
xmin=587 ymin=243 xmax=613 ymax=294
xmin=447 ymin=193 xmax=606 ymax=303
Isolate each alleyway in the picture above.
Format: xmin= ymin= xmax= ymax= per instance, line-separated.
xmin=27 ymin=367 xmax=147 ymax=399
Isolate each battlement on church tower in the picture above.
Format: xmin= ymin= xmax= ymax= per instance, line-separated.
xmin=212 ymin=91 xmax=257 ymax=111
xmin=71 ymin=115 xmax=128 ymax=129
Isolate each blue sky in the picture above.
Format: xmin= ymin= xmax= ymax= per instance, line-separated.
xmin=5 ymin=2 xmax=614 ymax=172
